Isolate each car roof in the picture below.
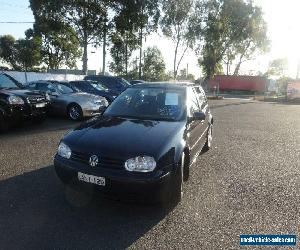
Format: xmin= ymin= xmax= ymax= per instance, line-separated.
xmin=85 ymin=75 xmax=124 ymax=80
xmin=29 ymin=80 xmax=69 ymax=85
xmin=69 ymin=80 xmax=95 ymax=83
xmin=131 ymin=81 xmax=200 ymax=89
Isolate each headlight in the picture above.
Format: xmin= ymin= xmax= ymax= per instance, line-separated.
xmin=95 ymin=98 xmax=109 ymax=107
xmin=125 ymin=156 xmax=156 ymax=172
xmin=57 ymin=142 xmax=72 ymax=159
xmin=89 ymin=98 xmax=108 ymax=107
xmin=45 ymin=93 xmax=51 ymax=101
xmin=113 ymin=95 xmax=117 ymax=99
xmin=8 ymin=95 xmax=24 ymax=105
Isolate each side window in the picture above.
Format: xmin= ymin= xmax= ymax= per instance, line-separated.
xmin=28 ymin=83 xmax=36 ymax=89
xmin=36 ymin=82 xmax=50 ymax=92
xmin=73 ymin=82 xmax=81 ymax=89
xmin=187 ymin=87 xmax=200 ymax=117
xmin=37 ymin=83 xmax=55 ymax=93
xmin=98 ymin=78 xmax=113 ymax=88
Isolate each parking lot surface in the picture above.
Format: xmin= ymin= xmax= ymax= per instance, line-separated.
xmin=1 ymin=99 xmax=300 ymax=249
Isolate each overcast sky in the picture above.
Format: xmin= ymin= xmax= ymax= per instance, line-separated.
xmin=1 ymin=0 xmax=300 ymax=78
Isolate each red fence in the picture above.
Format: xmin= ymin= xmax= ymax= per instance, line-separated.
xmin=209 ymin=75 xmax=267 ymax=93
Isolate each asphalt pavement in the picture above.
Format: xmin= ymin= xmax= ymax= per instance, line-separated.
xmin=1 ymin=99 xmax=300 ymax=249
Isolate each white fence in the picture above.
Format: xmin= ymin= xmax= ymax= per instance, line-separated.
xmin=3 ymin=71 xmax=85 ymax=85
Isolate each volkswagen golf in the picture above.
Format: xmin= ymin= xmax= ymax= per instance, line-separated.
xmin=54 ymin=82 xmax=213 ymax=203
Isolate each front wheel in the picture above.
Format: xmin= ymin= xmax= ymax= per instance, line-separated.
xmin=0 ymin=113 xmax=9 ymax=132
xmin=68 ymin=104 xmax=83 ymax=121
xmin=202 ymin=124 xmax=213 ymax=152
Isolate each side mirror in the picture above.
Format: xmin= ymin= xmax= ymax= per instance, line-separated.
xmin=48 ymin=91 xmax=59 ymax=97
xmin=192 ymin=111 xmax=206 ymax=121
xmin=99 ymin=105 xmax=107 ymax=114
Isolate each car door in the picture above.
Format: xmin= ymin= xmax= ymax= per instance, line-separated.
xmin=186 ymin=87 xmax=206 ymax=160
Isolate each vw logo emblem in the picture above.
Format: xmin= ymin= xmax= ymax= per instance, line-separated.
xmin=89 ymin=155 xmax=99 ymax=167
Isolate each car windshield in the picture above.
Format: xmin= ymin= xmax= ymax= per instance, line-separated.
xmin=104 ymin=87 xmax=186 ymax=121
xmin=74 ymin=82 xmax=96 ymax=92
xmin=55 ymin=84 xmax=74 ymax=94
xmin=0 ymin=74 xmax=20 ymax=89
xmin=91 ymin=83 xmax=108 ymax=91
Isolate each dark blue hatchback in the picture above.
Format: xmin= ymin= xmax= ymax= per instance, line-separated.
xmin=84 ymin=75 xmax=130 ymax=95
xmin=66 ymin=80 xmax=118 ymax=103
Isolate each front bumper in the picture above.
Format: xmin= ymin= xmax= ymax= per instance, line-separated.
xmin=81 ymin=104 xmax=102 ymax=117
xmin=54 ymin=155 xmax=174 ymax=202
xmin=5 ymin=104 xmax=48 ymax=124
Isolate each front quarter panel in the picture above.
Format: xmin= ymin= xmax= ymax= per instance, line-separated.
xmin=156 ymin=124 xmax=187 ymax=171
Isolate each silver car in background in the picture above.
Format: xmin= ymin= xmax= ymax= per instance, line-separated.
xmin=27 ymin=81 xmax=108 ymax=121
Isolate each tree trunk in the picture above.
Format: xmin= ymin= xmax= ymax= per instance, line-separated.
xmin=24 ymin=67 xmax=28 ymax=84
xmin=102 ymin=22 xmax=107 ymax=75
xmin=174 ymin=40 xmax=179 ymax=79
xmin=82 ymin=34 xmax=88 ymax=75
xmin=139 ymin=26 xmax=143 ymax=79
xmin=233 ymin=62 xmax=241 ymax=75
xmin=176 ymin=46 xmax=188 ymax=76
xmin=125 ymin=36 xmax=128 ymax=76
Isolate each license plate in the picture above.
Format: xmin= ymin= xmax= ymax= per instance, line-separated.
xmin=78 ymin=172 xmax=105 ymax=186
xmin=35 ymin=103 xmax=46 ymax=108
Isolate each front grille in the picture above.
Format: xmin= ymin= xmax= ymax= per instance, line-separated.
xmin=71 ymin=151 xmax=124 ymax=170
xmin=27 ymin=96 xmax=46 ymax=104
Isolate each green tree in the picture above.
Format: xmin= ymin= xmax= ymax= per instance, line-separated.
xmin=194 ymin=0 xmax=268 ymax=79
xmin=0 ymin=34 xmax=41 ymax=71
xmin=0 ymin=35 xmax=17 ymax=69
xmin=266 ymin=58 xmax=288 ymax=78
xmin=177 ymin=68 xmax=195 ymax=81
xmin=30 ymin=0 xmax=110 ymax=74
xmin=142 ymin=46 xmax=166 ymax=81
xmin=109 ymin=0 xmax=160 ymax=77
xmin=15 ymin=37 xmax=42 ymax=71
xmin=160 ymin=0 xmax=195 ymax=79
xmin=109 ymin=32 xmax=139 ymax=76
xmin=27 ymin=24 xmax=81 ymax=70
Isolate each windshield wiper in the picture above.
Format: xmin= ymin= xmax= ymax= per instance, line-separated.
xmin=108 ymin=114 xmax=177 ymax=121
xmin=1 ymin=87 xmax=18 ymax=90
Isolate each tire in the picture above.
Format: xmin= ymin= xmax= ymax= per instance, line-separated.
xmin=68 ymin=104 xmax=83 ymax=121
xmin=202 ymin=124 xmax=213 ymax=153
xmin=183 ymin=152 xmax=190 ymax=182
xmin=0 ymin=113 xmax=9 ymax=132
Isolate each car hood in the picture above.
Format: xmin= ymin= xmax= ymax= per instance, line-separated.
xmin=63 ymin=116 xmax=185 ymax=160
xmin=1 ymin=88 xmax=44 ymax=98
xmin=69 ymin=92 xmax=101 ymax=101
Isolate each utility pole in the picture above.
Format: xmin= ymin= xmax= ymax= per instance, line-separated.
xmin=186 ymin=63 xmax=189 ymax=79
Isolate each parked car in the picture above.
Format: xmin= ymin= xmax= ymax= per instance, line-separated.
xmin=54 ymin=82 xmax=213 ymax=203
xmin=64 ymin=80 xmax=118 ymax=103
xmin=130 ymin=80 xmax=145 ymax=85
xmin=84 ymin=75 xmax=130 ymax=94
xmin=0 ymin=73 xmax=49 ymax=131
xmin=27 ymin=81 xmax=108 ymax=121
